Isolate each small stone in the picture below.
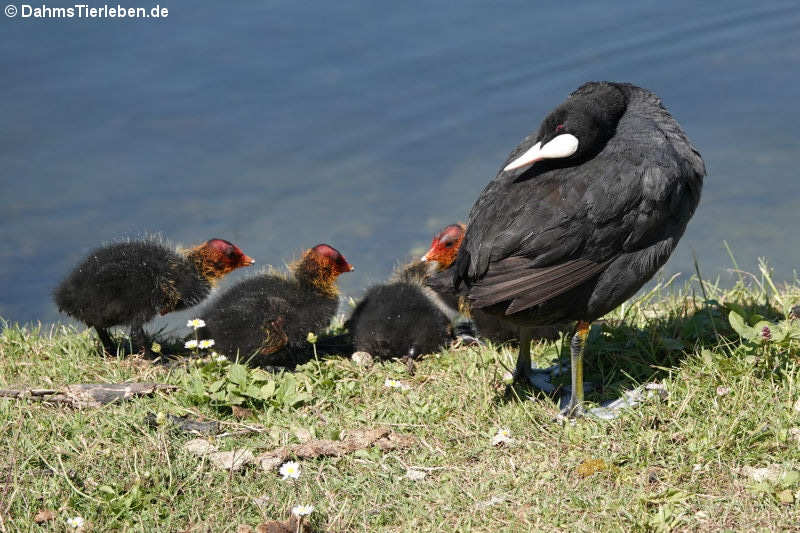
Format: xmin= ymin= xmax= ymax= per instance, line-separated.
xmin=716 ymin=386 xmax=730 ymax=396
xmin=790 ymin=428 xmax=800 ymax=444
xmin=405 ymin=468 xmax=427 ymax=481
xmin=475 ymin=495 xmax=505 ymax=509
xmin=741 ymin=464 xmax=784 ymax=483
xmin=259 ymin=455 xmax=284 ymax=472
xmin=777 ymin=489 xmax=794 ymax=504
xmin=231 ymin=406 xmax=254 ymax=419
xmin=183 ymin=438 xmax=218 ymax=457
xmin=252 ymin=495 xmax=270 ymax=509
xmin=351 ymin=351 xmax=373 ymax=366
xmin=208 ymin=449 xmax=255 ymax=471
xmin=293 ymin=427 xmax=313 ymax=442
xmin=33 ymin=509 xmax=56 ymax=523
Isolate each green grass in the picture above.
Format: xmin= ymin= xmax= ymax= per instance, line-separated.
xmin=2 ymin=271 xmax=800 ymax=531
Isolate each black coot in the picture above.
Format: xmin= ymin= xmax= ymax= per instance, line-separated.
xmin=54 ymin=238 xmax=254 ymax=356
xmin=446 ymin=82 xmax=705 ymax=416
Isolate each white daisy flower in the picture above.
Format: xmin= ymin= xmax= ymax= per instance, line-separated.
xmin=292 ymin=504 xmax=314 ymax=517
xmin=491 ymin=428 xmax=514 ymax=446
xmin=184 ymin=339 xmax=198 ymax=349
xmin=306 ymin=332 xmax=318 ymax=344
xmin=187 ymin=318 xmax=206 ymax=330
xmin=198 ymin=339 xmax=215 ymax=349
xmin=384 ymin=379 xmax=411 ymax=391
xmin=502 ymin=371 xmax=514 ymax=385
xmin=279 ymin=460 xmax=301 ymax=480
xmin=211 ymin=352 xmax=227 ymax=362
xmin=66 ymin=516 xmax=85 ymax=529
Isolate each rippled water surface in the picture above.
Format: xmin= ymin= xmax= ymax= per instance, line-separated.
xmin=2 ymin=1 xmax=800 ymax=326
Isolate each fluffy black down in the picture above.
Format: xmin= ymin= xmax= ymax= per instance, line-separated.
xmin=200 ymin=274 xmax=338 ymax=367
xmin=54 ymin=240 xmax=210 ymax=330
xmin=348 ymin=282 xmax=452 ymax=359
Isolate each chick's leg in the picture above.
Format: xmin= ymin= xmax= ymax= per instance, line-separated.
xmin=95 ymin=327 xmax=117 ymax=356
xmin=130 ymin=321 xmax=153 ymax=358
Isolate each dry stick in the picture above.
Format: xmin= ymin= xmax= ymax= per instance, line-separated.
xmin=0 ymin=388 xmax=58 ymax=398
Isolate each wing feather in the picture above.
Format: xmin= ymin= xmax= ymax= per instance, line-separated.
xmin=469 ymin=257 xmax=611 ymax=314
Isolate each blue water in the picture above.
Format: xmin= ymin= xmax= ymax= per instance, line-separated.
xmin=2 ymin=1 xmax=800 ymax=327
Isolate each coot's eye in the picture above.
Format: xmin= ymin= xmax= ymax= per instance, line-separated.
xmin=555 ymin=124 xmax=565 ymax=132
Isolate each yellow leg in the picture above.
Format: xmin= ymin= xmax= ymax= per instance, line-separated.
xmin=564 ymin=320 xmax=590 ymax=417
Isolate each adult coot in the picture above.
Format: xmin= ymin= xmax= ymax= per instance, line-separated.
xmin=447 ymin=82 xmax=705 ymax=416
xmin=54 ymin=238 xmax=254 ymax=357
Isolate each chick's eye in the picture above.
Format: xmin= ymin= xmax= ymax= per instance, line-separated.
xmin=445 ymin=242 xmax=454 ymax=248
xmin=555 ymin=124 xmax=565 ymax=132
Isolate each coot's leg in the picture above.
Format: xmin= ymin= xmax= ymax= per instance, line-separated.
xmin=512 ymin=326 xmax=533 ymax=383
xmin=95 ymin=327 xmax=117 ymax=356
xmin=560 ymin=320 xmax=590 ymax=418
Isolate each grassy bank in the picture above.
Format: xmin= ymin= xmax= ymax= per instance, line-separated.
xmin=2 ymin=271 xmax=800 ymax=531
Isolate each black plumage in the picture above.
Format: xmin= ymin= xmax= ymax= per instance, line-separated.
xmin=54 ymin=238 xmax=253 ymax=356
xmin=200 ymin=244 xmax=353 ymax=368
xmin=438 ymin=82 xmax=705 ymax=416
xmin=420 ymin=223 xmax=561 ymax=345
xmin=348 ymin=282 xmax=452 ymax=360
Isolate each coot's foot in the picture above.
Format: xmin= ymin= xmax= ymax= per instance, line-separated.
xmin=452 ymin=319 xmax=485 ymax=347
xmin=453 ymin=334 xmax=485 ymax=348
xmin=588 ymin=383 xmax=668 ymax=420
xmin=556 ymin=402 xmax=587 ymax=421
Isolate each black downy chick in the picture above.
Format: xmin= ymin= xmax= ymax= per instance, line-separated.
xmin=348 ymin=280 xmax=452 ymax=361
xmin=347 ymin=227 xmax=466 ymax=360
xmin=200 ymin=244 xmax=353 ymax=368
xmin=54 ymin=238 xmax=254 ymax=356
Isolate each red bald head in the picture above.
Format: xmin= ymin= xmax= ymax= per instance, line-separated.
xmin=420 ymin=223 xmax=465 ymax=270
xmin=189 ymin=238 xmax=254 ymax=282
xmin=310 ymin=243 xmax=354 ymax=274
xmin=205 ymin=238 xmax=255 ymax=269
